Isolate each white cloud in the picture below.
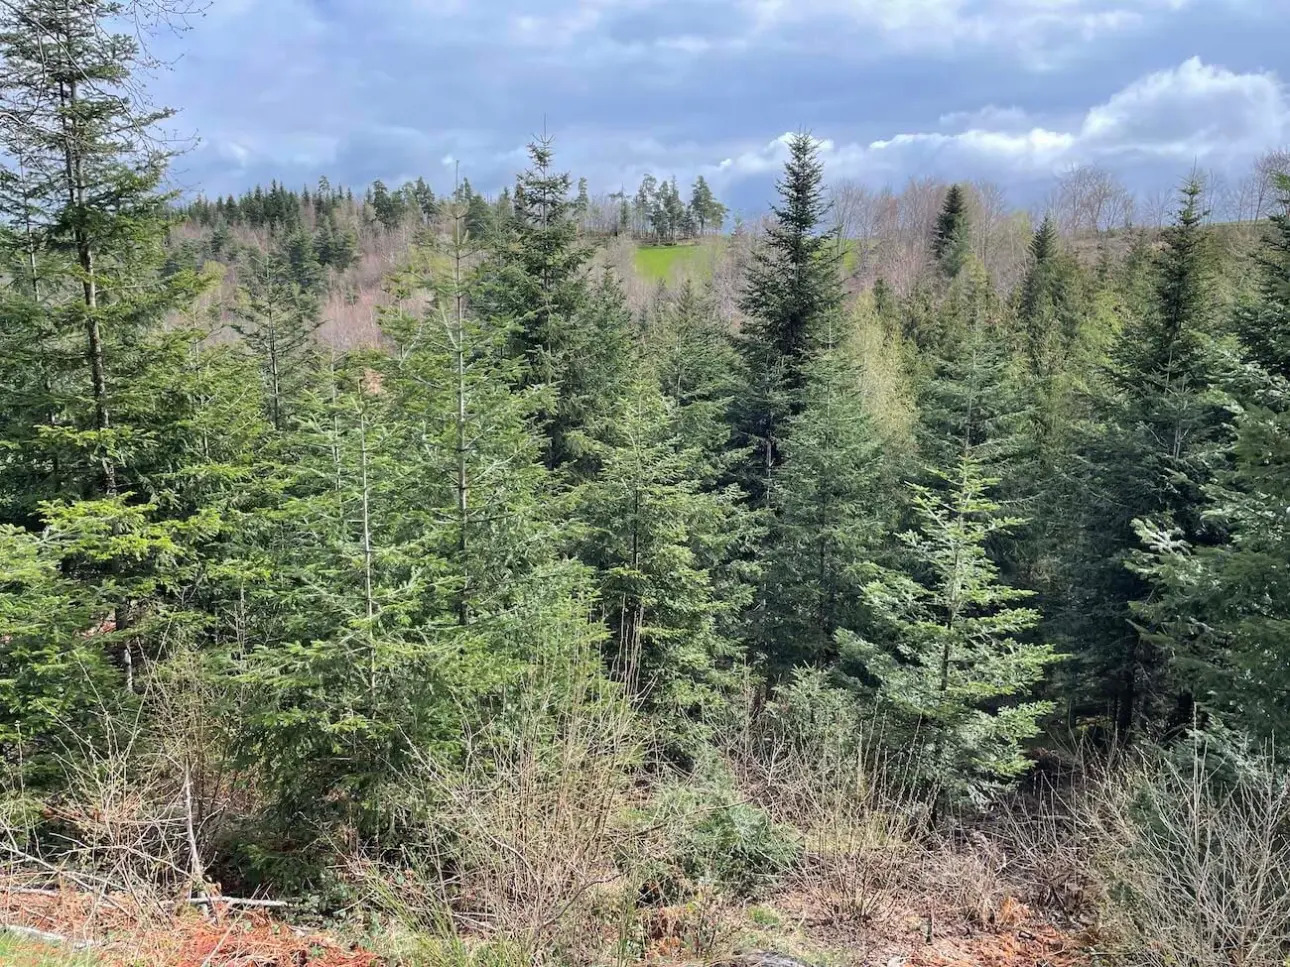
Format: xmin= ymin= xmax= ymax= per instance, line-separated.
xmin=710 ymin=57 xmax=1290 ymax=185
xmin=743 ymin=0 xmax=1207 ymax=64
xmin=938 ymin=105 xmax=1034 ymax=131
xmin=1081 ymin=57 xmax=1289 ymax=156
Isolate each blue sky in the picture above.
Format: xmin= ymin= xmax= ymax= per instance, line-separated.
xmin=151 ymin=0 xmax=1290 ymax=212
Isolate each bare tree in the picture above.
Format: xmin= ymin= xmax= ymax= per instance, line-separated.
xmin=1049 ymin=164 xmax=1133 ymax=235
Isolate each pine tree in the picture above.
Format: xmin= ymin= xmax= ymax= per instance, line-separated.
xmin=689 ymin=175 xmax=726 ymax=236
xmin=370 ymin=179 xmax=404 ymax=232
xmin=840 ymin=456 xmax=1057 ymax=801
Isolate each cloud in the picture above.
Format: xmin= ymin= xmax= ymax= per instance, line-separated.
xmin=709 ymin=58 xmax=1290 ymax=192
xmin=148 ymin=0 xmax=1285 ymax=209
xmin=741 ymin=0 xmax=1199 ymax=62
xmin=1082 ymin=57 xmax=1290 ymax=157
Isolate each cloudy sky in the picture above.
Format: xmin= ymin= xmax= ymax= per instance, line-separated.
xmin=150 ymin=0 xmax=1290 ymax=212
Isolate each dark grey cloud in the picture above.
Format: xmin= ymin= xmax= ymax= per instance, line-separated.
xmin=150 ymin=0 xmax=1289 ymax=212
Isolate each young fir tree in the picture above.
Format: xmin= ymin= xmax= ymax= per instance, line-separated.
xmin=0 ymin=525 xmax=114 ymax=761
xmin=840 ymin=456 xmax=1058 ymax=802
xmin=760 ymin=324 xmax=888 ymax=673
xmin=231 ymin=358 xmax=443 ymax=834
xmin=478 ymin=137 xmax=612 ymax=469
xmin=230 ymin=246 xmax=324 ymax=432
xmin=1008 ymin=216 xmax=1092 ymax=589
xmin=1128 ymin=175 xmax=1290 ymax=744
xmin=1060 ymin=181 xmax=1228 ymax=739
xmin=573 ymin=369 xmax=750 ymax=746
xmin=646 ymin=280 xmax=742 ymax=477
xmin=917 ymin=258 xmax=1025 ymax=476
xmin=0 ymin=1 xmax=263 ymax=720
xmin=382 ymin=190 xmax=578 ymax=631
xmin=734 ymin=132 xmax=843 ymax=503
xmin=231 ymin=197 xmax=604 ymax=837
xmin=550 ymin=273 xmax=634 ymax=475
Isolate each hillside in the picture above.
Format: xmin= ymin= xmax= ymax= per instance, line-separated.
xmin=4 ymin=5 xmax=1290 ymax=967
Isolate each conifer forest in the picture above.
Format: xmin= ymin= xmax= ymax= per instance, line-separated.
xmin=2 ymin=2 xmax=1290 ymax=965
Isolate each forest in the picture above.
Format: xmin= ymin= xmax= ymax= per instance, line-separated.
xmin=2 ymin=1 xmax=1290 ymax=966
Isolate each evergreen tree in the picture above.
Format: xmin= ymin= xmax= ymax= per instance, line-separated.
xmin=933 ymin=184 xmax=971 ymax=277
xmin=478 ymin=138 xmax=626 ymax=470
xmin=573 ymin=370 xmax=750 ymax=745
xmin=760 ymin=329 xmax=887 ymax=673
xmin=0 ymin=525 xmax=114 ymax=758
xmin=230 ymin=246 xmax=324 ymax=432
xmin=0 ymin=0 xmax=207 ymax=499
xmin=1060 ymin=181 xmax=1227 ymax=738
xmin=734 ymin=132 xmax=843 ymax=501
xmin=689 ymin=175 xmax=726 ymax=235
xmin=1129 ymin=175 xmax=1290 ymax=743
xmin=647 ymin=280 xmax=741 ymax=474
xmin=841 ymin=456 xmax=1058 ymax=801
xmin=370 ymin=178 xmax=404 ymax=232
xmin=1009 ymin=216 xmax=1091 ymax=588
xmin=917 ymin=259 xmax=1024 ymax=475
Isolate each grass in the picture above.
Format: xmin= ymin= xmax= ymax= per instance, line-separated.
xmin=0 ymin=933 xmax=97 ymax=965
xmin=633 ymin=237 xmax=865 ymax=286
xmin=633 ymin=239 xmax=722 ymax=282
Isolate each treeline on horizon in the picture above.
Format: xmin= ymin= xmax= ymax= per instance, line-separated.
xmin=4 ymin=0 xmax=1290 ymax=921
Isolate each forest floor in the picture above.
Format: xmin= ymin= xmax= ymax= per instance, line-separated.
xmin=0 ymin=876 xmax=1096 ymax=967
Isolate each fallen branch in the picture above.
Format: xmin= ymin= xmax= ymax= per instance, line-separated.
xmin=186 ymin=895 xmax=291 ymax=909
xmin=0 ymin=842 xmax=131 ymax=914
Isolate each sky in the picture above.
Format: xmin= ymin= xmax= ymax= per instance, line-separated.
xmin=149 ymin=0 xmax=1290 ymax=213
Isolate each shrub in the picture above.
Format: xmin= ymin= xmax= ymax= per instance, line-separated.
xmin=640 ymin=781 xmax=800 ymax=900
xmin=1079 ymin=739 xmax=1290 ymax=967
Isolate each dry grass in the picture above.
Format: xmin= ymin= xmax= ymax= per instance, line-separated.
xmin=7 ymin=653 xmax=1285 ymax=967
xmin=1074 ymin=745 xmax=1290 ymax=967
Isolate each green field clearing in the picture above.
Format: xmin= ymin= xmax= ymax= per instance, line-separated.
xmin=633 ymin=239 xmax=722 ymax=282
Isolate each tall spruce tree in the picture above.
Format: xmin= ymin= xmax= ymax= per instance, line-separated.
xmin=933 ymin=184 xmax=971 ymax=277
xmin=1129 ymin=175 xmax=1290 ymax=744
xmin=734 ymin=132 xmax=843 ymax=502
xmin=1060 ymin=181 xmax=1227 ymax=739
xmin=0 ymin=0 xmax=206 ymax=500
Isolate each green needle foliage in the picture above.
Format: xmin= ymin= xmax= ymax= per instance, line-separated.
xmin=841 ymin=455 xmax=1058 ymax=801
